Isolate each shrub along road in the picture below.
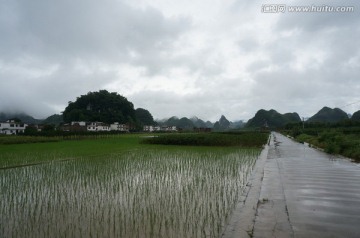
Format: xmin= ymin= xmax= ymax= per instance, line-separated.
xmin=254 ymin=132 xmax=360 ymax=238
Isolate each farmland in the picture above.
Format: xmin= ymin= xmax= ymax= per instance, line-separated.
xmin=0 ymin=132 xmax=268 ymax=237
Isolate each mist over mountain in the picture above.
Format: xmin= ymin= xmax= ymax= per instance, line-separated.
xmin=156 ymin=115 xmax=244 ymax=131
xmin=0 ymin=112 xmax=43 ymax=124
xmin=230 ymin=120 xmax=245 ymax=129
xmin=307 ymin=107 xmax=349 ymax=123
xmin=190 ymin=117 xmax=209 ymax=128
xmin=2 ymin=102 xmax=358 ymax=130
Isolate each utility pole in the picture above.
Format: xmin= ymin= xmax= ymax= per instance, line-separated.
xmin=302 ymin=117 xmax=305 ymax=129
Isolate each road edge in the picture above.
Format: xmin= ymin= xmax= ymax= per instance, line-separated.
xmin=221 ymin=140 xmax=270 ymax=238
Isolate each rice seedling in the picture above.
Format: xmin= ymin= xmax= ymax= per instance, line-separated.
xmin=0 ymin=148 xmax=260 ymax=237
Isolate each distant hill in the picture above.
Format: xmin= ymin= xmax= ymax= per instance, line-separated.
xmin=42 ymin=114 xmax=64 ymax=125
xmin=190 ymin=117 xmax=210 ymax=128
xmin=157 ymin=116 xmax=216 ymax=130
xmin=157 ymin=115 xmax=244 ymax=131
xmin=351 ymin=110 xmax=360 ymax=121
xmin=307 ymin=107 xmax=348 ymax=123
xmin=0 ymin=112 xmax=43 ymax=124
xmin=229 ymin=120 xmax=245 ymax=129
xmin=246 ymin=109 xmax=301 ymax=128
xmin=213 ymin=115 xmax=230 ymax=131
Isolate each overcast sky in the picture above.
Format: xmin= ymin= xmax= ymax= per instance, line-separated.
xmin=1 ymin=0 xmax=359 ymax=121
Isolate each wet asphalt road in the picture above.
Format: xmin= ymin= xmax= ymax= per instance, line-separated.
xmin=254 ymin=132 xmax=360 ymax=238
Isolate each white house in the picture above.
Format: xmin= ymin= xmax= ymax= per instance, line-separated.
xmin=143 ymin=125 xmax=154 ymax=132
xmin=110 ymin=122 xmax=129 ymax=132
xmin=0 ymin=120 xmax=28 ymax=135
xmin=87 ymin=122 xmax=110 ymax=132
xmin=161 ymin=126 xmax=177 ymax=132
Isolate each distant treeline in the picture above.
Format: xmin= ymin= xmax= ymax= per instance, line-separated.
xmin=142 ymin=131 xmax=269 ymax=147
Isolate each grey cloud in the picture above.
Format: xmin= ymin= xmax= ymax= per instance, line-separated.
xmin=237 ymin=38 xmax=259 ymax=53
xmin=0 ymin=0 xmax=191 ymax=117
xmin=0 ymin=58 xmax=119 ymax=118
xmin=249 ymin=62 xmax=359 ymax=118
xmin=0 ymin=0 xmax=190 ymax=64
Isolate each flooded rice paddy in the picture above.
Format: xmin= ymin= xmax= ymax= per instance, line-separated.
xmin=0 ymin=149 xmax=260 ymax=237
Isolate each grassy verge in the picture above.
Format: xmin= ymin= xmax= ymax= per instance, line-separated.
xmin=293 ymin=130 xmax=360 ymax=161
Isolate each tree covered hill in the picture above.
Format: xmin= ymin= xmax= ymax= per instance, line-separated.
xmin=157 ymin=116 xmax=196 ymax=130
xmin=246 ymin=109 xmax=301 ymax=128
xmin=213 ymin=115 xmax=230 ymax=131
xmin=63 ymin=90 xmax=137 ymax=124
xmin=42 ymin=114 xmax=63 ymax=125
xmin=352 ymin=110 xmax=360 ymax=121
xmin=307 ymin=107 xmax=348 ymax=123
xmin=135 ymin=108 xmax=155 ymax=126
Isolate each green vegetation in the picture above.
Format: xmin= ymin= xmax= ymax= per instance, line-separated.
xmin=284 ymin=121 xmax=360 ymax=161
xmin=42 ymin=114 xmax=64 ymax=125
xmin=135 ymin=108 xmax=155 ymax=126
xmin=0 ymin=134 xmax=264 ymax=237
xmin=307 ymin=107 xmax=348 ymax=123
xmin=295 ymin=131 xmax=360 ymax=160
xmin=63 ymin=90 xmax=138 ymax=124
xmin=0 ymin=135 xmax=60 ymax=145
xmin=142 ymin=132 xmax=269 ymax=147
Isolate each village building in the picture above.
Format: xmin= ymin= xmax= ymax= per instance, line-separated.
xmin=164 ymin=126 xmax=177 ymax=132
xmin=0 ymin=120 xmax=28 ymax=135
xmin=143 ymin=125 xmax=155 ymax=132
xmin=62 ymin=121 xmax=88 ymax=132
xmin=87 ymin=122 xmax=111 ymax=132
xmin=110 ymin=122 xmax=129 ymax=132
